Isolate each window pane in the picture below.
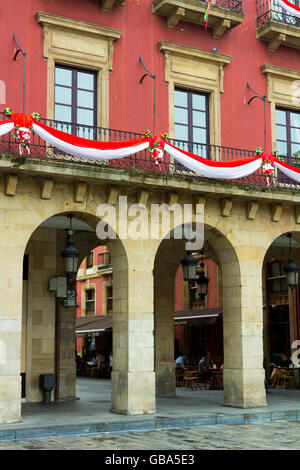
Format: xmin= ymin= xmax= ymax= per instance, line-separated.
xmin=291 ymin=127 xmax=300 ymax=143
xmin=175 ymin=124 xmax=188 ymax=141
xmin=55 ymin=104 xmax=72 ymax=122
xmin=276 ymin=109 xmax=286 ymax=125
xmin=77 ymin=71 xmax=94 ymax=90
xmin=192 ymin=94 xmax=206 ymax=111
xmin=291 ymin=112 xmax=300 ymax=128
xmin=55 ymin=85 xmax=72 ymax=105
xmin=193 ymin=127 xmax=207 ymax=144
xmin=77 ymin=90 xmax=94 ymax=109
xmin=174 ymin=90 xmax=188 ymax=107
xmin=77 ymin=108 xmax=94 ymax=126
xmin=291 ymin=143 xmax=300 ymax=157
xmin=174 ymin=107 xmax=188 ymax=124
xmin=277 ymin=141 xmax=287 ymax=156
xmin=55 ymin=67 xmax=72 ymax=86
xmin=276 ymin=125 xmax=287 ymax=140
xmin=192 ymin=110 xmax=206 ymax=127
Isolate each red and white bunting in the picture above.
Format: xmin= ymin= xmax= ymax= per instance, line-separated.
xmin=32 ymin=122 xmax=149 ymax=160
xmin=0 ymin=120 xmax=14 ymax=136
xmin=164 ymin=143 xmax=263 ymax=179
xmin=277 ymin=0 xmax=300 ymax=18
xmin=274 ymin=159 xmax=300 ymax=184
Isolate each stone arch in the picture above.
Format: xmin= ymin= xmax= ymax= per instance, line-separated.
xmin=21 ymin=209 xmax=128 ymax=408
xmin=262 ymin=230 xmax=300 ymax=372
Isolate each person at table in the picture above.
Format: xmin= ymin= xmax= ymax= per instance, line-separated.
xmin=175 ymin=353 xmax=186 ymax=367
xmin=270 ymin=352 xmax=293 ymax=387
xmin=198 ymin=352 xmax=212 ymax=382
xmin=95 ymin=350 xmax=106 ymax=369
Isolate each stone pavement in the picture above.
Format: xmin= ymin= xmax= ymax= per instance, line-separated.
xmin=1 ymin=377 xmax=300 ymax=441
xmin=0 ymin=421 xmax=299 ymax=450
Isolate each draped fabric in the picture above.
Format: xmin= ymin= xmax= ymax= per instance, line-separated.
xmin=1 ymin=115 xmax=300 ymax=184
xmin=277 ymin=0 xmax=300 ymax=18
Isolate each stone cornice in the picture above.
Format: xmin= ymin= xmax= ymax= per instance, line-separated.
xmin=159 ymin=41 xmax=232 ymax=67
xmin=36 ymin=11 xmax=123 ymax=41
xmin=261 ymin=64 xmax=300 ymax=81
xmin=2 ymin=154 xmax=300 ymax=205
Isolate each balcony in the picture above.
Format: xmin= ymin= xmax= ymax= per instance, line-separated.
xmin=101 ymin=0 xmax=125 ymax=12
xmin=0 ymin=116 xmax=299 ymax=191
xmin=256 ymin=0 xmax=300 ymax=51
xmin=152 ymin=0 xmax=244 ymax=38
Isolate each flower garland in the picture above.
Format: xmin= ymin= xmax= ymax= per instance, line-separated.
xmin=144 ymin=130 xmax=169 ymax=168
xmin=256 ymin=147 xmax=279 ymax=186
xmin=4 ymin=108 xmax=40 ymax=155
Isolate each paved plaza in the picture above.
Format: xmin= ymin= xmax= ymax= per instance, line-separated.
xmin=0 ymin=421 xmax=299 ymax=450
xmin=0 ymin=378 xmax=300 ymax=443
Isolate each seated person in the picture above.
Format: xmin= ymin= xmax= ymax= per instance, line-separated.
xmin=95 ymin=350 xmax=106 ymax=369
xmin=175 ymin=353 xmax=186 ymax=367
xmin=198 ymin=352 xmax=212 ymax=382
xmin=270 ymin=353 xmax=293 ymax=387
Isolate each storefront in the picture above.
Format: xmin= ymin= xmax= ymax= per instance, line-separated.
xmin=75 ymin=315 xmax=112 ymax=358
xmin=174 ymin=308 xmax=223 ymax=363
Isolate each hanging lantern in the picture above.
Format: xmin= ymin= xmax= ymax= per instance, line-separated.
xmin=181 ymin=252 xmax=198 ymax=282
xmin=61 ymin=214 xmax=79 ymax=276
xmin=196 ymin=256 xmax=209 ymax=300
xmin=284 ymin=259 xmax=299 ymax=289
xmin=283 ymin=233 xmax=299 ymax=289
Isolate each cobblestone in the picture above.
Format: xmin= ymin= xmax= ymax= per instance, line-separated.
xmin=0 ymin=421 xmax=299 ymax=450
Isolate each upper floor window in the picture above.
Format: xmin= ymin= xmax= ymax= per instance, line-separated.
xmin=85 ymin=289 xmax=95 ymax=316
xmin=174 ymin=89 xmax=210 ymax=157
xmin=86 ymin=251 xmax=94 ymax=269
xmin=55 ymin=65 xmax=97 ymax=137
xmin=276 ymin=108 xmax=300 ymax=158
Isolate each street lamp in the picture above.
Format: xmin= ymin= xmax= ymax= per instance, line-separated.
xmin=197 ymin=252 xmax=209 ymax=301
xmin=61 ymin=214 xmax=79 ymax=280
xmin=284 ymin=233 xmax=299 ymax=290
xmin=181 ymin=251 xmax=198 ymax=282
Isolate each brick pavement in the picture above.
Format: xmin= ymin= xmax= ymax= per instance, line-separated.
xmin=0 ymin=421 xmax=299 ymax=450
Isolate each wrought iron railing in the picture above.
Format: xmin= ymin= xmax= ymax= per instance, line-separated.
xmin=257 ymin=0 xmax=300 ymax=27
xmin=0 ymin=116 xmax=299 ymax=190
xmin=201 ymin=0 xmax=243 ymax=11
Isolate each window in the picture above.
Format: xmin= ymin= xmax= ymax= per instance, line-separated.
xmin=85 ymin=289 xmax=95 ymax=316
xmin=55 ymin=65 xmax=97 ymax=137
xmin=106 ymin=286 xmax=113 ymax=315
xmin=276 ymin=108 xmax=300 ymax=159
xmin=174 ymin=89 xmax=210 ymax=158
xmin=97 ymin=251 xmax=111 ymax=268
xmin=86 ymin=251 xmax=94 ymax=269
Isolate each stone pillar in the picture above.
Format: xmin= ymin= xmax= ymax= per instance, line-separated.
xmin=0 ymin=225 xmax=25 ymax=423
xmin=222 ymin=255 xmax=267 ymax=408
xmin=154 ymin=239 xmax=185 ymax=397
xmin=111 ymin=240 xmax=156 ymax=415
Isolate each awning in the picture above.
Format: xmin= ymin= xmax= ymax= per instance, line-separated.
xmin=76 ymin=315 xmax=112 ymax=337
xmin=76 ymin=307 xmax=222 ymax=336
xmin=174 ymin=307 xmax=222 ymax=326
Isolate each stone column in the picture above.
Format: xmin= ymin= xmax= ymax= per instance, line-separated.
xmin=110 ymin=239 xmax=156 ymax=415
xmin=154 ymin=239 xmax=185 ymax=397
xmin=222 ymin=254 xmax=267 ymax=408
xmin=0 ymin=226 xmax=25 ymax=423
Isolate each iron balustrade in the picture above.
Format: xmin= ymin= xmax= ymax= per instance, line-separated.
xmin=199 ymin=0 xmax=243 ymax=11
xmin=0 ymin=115 xmax=300 ymax=190
xmin=257 ymin=0 xmax=300 ymax=27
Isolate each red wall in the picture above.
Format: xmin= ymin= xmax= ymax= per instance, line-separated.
xmin=0 ymin=0 xmax=299 ymax=153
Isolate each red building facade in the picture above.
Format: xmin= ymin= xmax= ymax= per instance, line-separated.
xmin=1 ymin=0 xmax=299 ymax=365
